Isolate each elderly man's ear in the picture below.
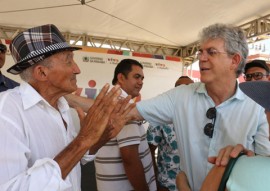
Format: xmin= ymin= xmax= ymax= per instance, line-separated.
xmin=33 ymin=65 xmax=50 ymax=81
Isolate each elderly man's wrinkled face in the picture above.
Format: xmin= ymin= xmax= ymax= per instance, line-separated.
xmin=46 ymin=51 xmax=81 ymax=94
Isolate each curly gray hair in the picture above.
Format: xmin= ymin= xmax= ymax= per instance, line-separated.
xmin=199 ymin=23 xmax=249 ymax=77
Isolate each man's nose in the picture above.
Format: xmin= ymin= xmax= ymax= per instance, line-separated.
xmin=73 ymin=63 xmax=81 ymax=74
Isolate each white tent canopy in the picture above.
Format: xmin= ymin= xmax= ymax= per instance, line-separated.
xmin=1 ymin=0 xmax=270 ymax=47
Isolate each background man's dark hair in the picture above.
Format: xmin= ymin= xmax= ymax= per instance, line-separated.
xmin=112 ymin=59 xmax=143 ymax=85
xmin=175 ymin=75 xmax=194 ymax=87
xmin=178 ymin=76 xmax=192 ymax=80
xmin=244 ymin=59 xmax=270 ymax=75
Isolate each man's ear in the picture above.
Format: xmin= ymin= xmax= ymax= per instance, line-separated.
xmin=230 ymin=53 xmax=241 ymax=71
xmin=32 ymin=65 xmax=49 ymax=81
xmin=117 ymin=73 xmax=124 ymax=84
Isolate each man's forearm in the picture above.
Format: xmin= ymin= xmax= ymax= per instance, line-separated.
xmin=54 ymin=136 xmax=92 ymax=179
xmin=121 ymin=145 xmax=149 ymax=191
xmin=200 ymin=166 xmax=225 ymax=191
xmin=65 ymin=94 xmax=94 ymax=112
xmin=176 ymin=171 xmax=191 ymax=191
xmin=128 ymin=107 xmax=145 ymax=121
xmin=123 ymin=158 xmax=149 ymax=191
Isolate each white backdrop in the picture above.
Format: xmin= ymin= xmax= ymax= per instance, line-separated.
xmin=2 ymin=49 xmax=183 ymax=100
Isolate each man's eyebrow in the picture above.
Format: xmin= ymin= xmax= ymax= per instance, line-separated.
xmin=199 ymin=47 xmax=216 ymax=50
xmin=135 ymin=73 xmax=144 ymax=77
xmin=65 ymin=52 xmax=74 ymax=61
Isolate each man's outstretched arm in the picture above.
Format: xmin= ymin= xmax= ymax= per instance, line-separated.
xmin=65 ymin=89 xmax=145 ymax=122
xmin=65 ymin=93 xmax=94 ymax=112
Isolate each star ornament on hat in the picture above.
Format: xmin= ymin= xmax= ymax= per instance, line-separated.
xmin=8 ymin=24 xmax=81 ymax=75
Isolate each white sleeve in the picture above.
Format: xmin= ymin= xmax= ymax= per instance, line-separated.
xmin=0 ymin=158 xmax=70 ymax=191
xmin=137 ymin=89 xmax=175 ymax=126
xmin=0 ymin=119 xmax=70 ymax=191
xmin=81 ymin=152 xmax=96 ymax=165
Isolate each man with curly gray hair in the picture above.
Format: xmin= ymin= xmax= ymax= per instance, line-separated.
xmin=66 ymin=23 xmax=270 ymax=191
xmin=127 ymin=23 xmax=270 ymax=191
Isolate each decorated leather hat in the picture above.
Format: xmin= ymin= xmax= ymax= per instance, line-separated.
xmin=8 ymin=24 xmax=81 ymax=74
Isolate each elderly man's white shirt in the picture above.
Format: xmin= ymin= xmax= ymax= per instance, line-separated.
xmin=0 ymin=82 xmax=94 ymax=191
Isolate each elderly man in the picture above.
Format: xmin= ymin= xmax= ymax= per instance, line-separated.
xmin=0 ymin=39 xmax=19 ymax=92
xmin=0 ymin=24 xmax=134 ymax=191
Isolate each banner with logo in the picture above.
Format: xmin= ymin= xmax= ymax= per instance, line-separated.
xmin=2 ymin=44 xmax=183 ymax=100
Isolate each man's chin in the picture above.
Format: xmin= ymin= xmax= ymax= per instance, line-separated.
xmin=132 ymin=92 xmax=141 ymax=99
xmin=199 ymin=75 xmax=209 ymax=83
xmin=68 ymin=85 xmax=78 ymax=94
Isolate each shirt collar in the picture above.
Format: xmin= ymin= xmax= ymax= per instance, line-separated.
xmin=20 ymin=81 xmax=69 ymax=112
xmin=120 ymin=88 xmax=128 ymax=98
xmin=195 ymin=81 xmax=245 ymax=102
xmin=119 ymin=88 xmax=136 ymax=104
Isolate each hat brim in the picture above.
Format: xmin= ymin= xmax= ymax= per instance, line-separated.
xmin=7 ymin=46 xmax=81 ymax=75
xmin=239 ymin=81 xmax=270 ymax=111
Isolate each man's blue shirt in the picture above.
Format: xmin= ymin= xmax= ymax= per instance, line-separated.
xmin=0 ymin=72 xmax=19 ymax=92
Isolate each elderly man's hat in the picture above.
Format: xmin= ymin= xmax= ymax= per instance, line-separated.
xmin=8 ymin=24 xmax=81 ymax=74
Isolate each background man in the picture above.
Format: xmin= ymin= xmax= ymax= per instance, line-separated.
xmin=0 ymin=39 xmax=19 ymax=92
xmin=244 ymin=59 xmax=270 ymax=82
xmin=0 ymin=24 xmax=133 ymax=191
xmin=95 ymin=59 xmax=156 ymax=191
xmin=243 ymin=59 xmax=270 ymax=127
xmin=147 ymin=75 xmax=193 ymax=191
xmin=175 ymin=76 xmax=194 ymax=86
